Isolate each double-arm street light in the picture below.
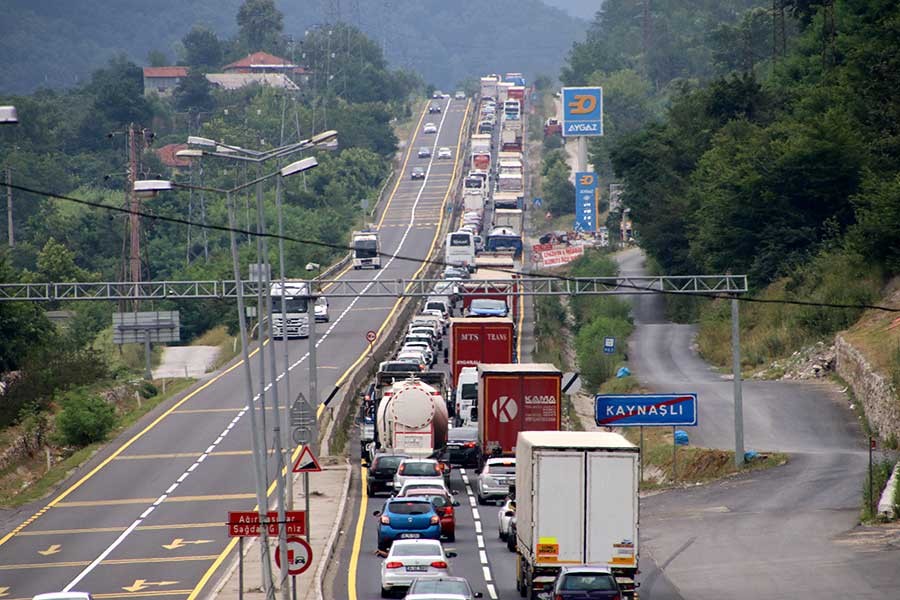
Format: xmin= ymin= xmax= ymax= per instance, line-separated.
xmin=134 ymin=156 xmax=317 ymax=600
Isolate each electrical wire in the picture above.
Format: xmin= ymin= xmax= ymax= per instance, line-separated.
xmin=5 ymin=181 xmax=899 ymax=313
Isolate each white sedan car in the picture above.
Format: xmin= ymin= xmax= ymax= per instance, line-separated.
xmin=423 ymin=122 xmax=438 ymax=134
xmin=438 ymin=147 xmax=452 ymax=159
xmin=381 ymin=539 xmax=455 ymax=597
xmin=498 ymin=499 xmax=516 ymax=541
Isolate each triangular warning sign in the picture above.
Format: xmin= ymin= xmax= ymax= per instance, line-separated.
xmin=292 ymin=445 xmax=322 ymax=473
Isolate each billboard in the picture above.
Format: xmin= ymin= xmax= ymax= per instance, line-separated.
xmin=575 ymin=172 xmax=599 ymax=233
xmin=561 ymin=87 xmax=603 ymax=137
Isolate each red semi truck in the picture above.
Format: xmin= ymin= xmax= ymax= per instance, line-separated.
xmin=449 ymin=317 xmax=515 ymax=388
xmin=477 ymin=363 xmax=562 ymax=457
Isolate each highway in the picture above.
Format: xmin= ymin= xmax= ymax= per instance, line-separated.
xmin=0 ymin=96 xmax=470 ymax=600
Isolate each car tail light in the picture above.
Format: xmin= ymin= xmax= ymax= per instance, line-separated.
xmin=430 ymin=561 xmax=448 ymax=569
xmin=398 ymin=464 xmax=405 ymax=474
xmin=555 ymin=595 xmax=563 ymax=600
xmin=464 ymin=442 xmax=477 ymax=448
xmin=443 ymin=506 xmax=454 ymax=517
xmin=385 ymin=561 xmax=403 ymax=569
xmin=380 ymin=516 xmax=390 ymax=524
xmin=430 ymin=515 xmax=440 ymax=525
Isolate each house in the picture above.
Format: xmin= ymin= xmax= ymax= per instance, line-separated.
xmin=223 ymin=51 xmax=310 ymax=85
xmin=143 ymin=67 xmax=189 ymax=97
xmin=154 ymin=143 xmax=192 ymax=175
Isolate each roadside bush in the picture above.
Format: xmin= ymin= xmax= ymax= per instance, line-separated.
xmin=575 ymin=315 xmax=632 ymax=391
xmin=138 ymin=381 xmax=158 ymax=399
xmin=55 ymin=390 xmax=116 ymax=447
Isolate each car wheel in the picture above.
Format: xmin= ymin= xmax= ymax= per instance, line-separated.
xmin=507 ymin=535 xmax=516 ymax=552
xmin=499 ymin=527 xmax=506 ymax=541
xmin=477 ymin=494 xmax=487 ymax=505
xmin=380 ymin=587 xmax=391 ymax=598
xmin=447 ymin=531 xmax=455 ymax=542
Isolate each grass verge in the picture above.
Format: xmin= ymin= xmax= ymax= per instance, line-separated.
xmin=0 ymin=378 xmax=194 ymax=508
xmin=195 ymin=325 xmax=240 ymax=372
xmin=619 ymin=426 xmax=788 ymax=490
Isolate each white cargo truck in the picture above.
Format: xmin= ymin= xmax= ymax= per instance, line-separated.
xmin=515 ymin=431 xmax=640 ymax=600
xmin=269 ymin=280 xmax=311 ymax=338
xmin=352 ymin=230 xmax=380 ymax=269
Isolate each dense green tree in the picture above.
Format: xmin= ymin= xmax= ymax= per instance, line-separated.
xmin=147 ymin=50 xmax=170 ymax=67
xmin=181 ymin=26 xmax=223 ymax=68
xmin=174 ymin=70 xmax=215 ymax=112
xmin=237 ymin=0 xmax=284 ymax=53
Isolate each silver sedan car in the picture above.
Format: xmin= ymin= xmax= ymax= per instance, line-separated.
xmin=380 ymin=539 xmax=455 ymax=597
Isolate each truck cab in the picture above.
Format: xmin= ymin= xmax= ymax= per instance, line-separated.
xmin=269 ymin=281 xmax=311 ymax=338
xmin=352 ymin=230 xmax=380 ymax=269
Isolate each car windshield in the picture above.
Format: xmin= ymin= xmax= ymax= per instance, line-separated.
xmin=471 ymin=299 xmax=506 ymax=312
xmin=409 ymin=580 xmax=471 ymax=595
xmin=388 ymin=501 xmax=433 ymax=515
xmin=460 ymin=383 xmax=477 ymax=399
xmin=561 ymin=574 xmax=617 ymax=591
xmin=487 ymin=463 xmax=515 ymax=475
xmin=382 ymin=363 xmax=415 ymax=372
xmin=403 ymin=462 xmax=439 ymax=476
xmin=450 ymin=428 xmax=478 ymax=442
xmin=374 ymin=456 xmax=405 ymax=469
xmin=427 ymin=494 xmax=449 ymax=508
xmin=391 ymin=543 xmax=441 ymax=557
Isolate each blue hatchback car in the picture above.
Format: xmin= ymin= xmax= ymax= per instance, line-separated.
xmin=373 ymin=497 xmax=442 ymax=551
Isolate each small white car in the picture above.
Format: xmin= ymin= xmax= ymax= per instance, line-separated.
xmin=498 ymin=498 xmax=516 ymax=541
xmin=423 ymin=122 xmax=438 ymax=134
xmin=438 ymin=147 xmax=452 ymax=159
xmin=476 ymin=457 xmax=516 ymax=504
xmin=454 ymin=91 xmax=466 ymax=100
xmin=396 ymin=478 xmax=449 ymax=497
xmin=393 ymin=458 xmax=444 ymax=492
xmin=314 ymin=297 xmax=329 ymax=322
xmin=380 ymin=539 xmax=455 ymax=597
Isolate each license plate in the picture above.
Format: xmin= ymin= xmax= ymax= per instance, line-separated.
xmin=399 ymin=533 xmax=420 ymax=539
xmin=406 ymin=565 xmax=427 ymax=572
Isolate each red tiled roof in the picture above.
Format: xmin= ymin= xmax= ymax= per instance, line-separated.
xmin=224 ymin=52 xmax=293 ymax=70
xmin=155 ymin=143 xmax=191 ymax=168
xmin=143 ymin=66 xmax=189 ymax=78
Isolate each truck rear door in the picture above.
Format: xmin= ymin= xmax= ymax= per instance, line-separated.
xmin=586 ymin=452 xmax=639 ymax=567
xmin=535 ymin=451 xmax=584 ymax=564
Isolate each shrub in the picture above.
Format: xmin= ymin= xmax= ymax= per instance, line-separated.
xmin=138 ymin=381 xmax=158 ymax=399
xmin=55 ymin=390 xmax=116 ymax=447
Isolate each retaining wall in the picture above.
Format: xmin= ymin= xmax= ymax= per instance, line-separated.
xmin=834 ymin=334 xmax=900 ymax=443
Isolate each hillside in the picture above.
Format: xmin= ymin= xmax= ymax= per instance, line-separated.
xmin=0 ymin=0 xmax=586 ymax=94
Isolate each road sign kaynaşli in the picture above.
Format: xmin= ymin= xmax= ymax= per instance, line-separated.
xmin=366 ymin=330 xmax=377 ymax=343
xmin=274 ymin=536 xmax=313 ymax=576
xmin=227 ymin=511 xmax=307 ymax=537
xmin=595 ymin=394 xmax=699 ymax=427
xmin=292 ymin=445 xmax=322 ymax=473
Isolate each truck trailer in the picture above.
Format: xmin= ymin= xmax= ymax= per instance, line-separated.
xmin=477 ymin=364 xmax=561 ymax=457
xmin=515 ymin=431 xmax=640 ymax=600
xmin=449 ymin=317 xmax=515 ymax=388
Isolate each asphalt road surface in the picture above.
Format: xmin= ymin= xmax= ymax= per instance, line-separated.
xmin=0 ymin=97 xmax=470 ymax=600
xmin=617 ymin=247 xmax=900 ymax=600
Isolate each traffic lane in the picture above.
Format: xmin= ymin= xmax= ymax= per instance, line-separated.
xmin=353 ymin=469 xmax=489 ymax=600
xmin=637 ymin=450 xmax=900 ymax=600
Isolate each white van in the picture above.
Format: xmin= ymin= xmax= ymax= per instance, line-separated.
xmin=455 ymin=367 xmax=479 ymax=426
xmin=424 ymin=296 xmax=451 ymax=319
xmin=445 ymin=230 xmax=476 ymax=269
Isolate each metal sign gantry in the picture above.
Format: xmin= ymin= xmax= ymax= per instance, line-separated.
xmin=0 ymin=275 xmax=747 ymax=301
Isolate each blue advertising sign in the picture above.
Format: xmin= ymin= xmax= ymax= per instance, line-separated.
xmin=595 ymin=394 xmax=698 ymax=427
xmin=575 ymin=172 xmax=599 ymax=233
xmin=603 ymin=336 xmax=616 ymax=354
xmin=562 ymin=87 xmax=603 ymax=137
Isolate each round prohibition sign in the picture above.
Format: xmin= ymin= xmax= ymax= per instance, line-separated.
xmin=274 ymin=535 xmax=313 ymax=576
xmin=366 ymin=330 xmax=377 ymax=343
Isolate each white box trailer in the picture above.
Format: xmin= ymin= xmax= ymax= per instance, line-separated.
xmin=515 ymin=431 xmax=640 ymax=600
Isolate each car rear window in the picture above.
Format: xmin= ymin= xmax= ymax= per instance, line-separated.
xmin=392 ymin=543 xmax=441 ymax=557
xmin=374 ymin=456 xmax=404 ymax=469
xmin=388 ymin=501 xmax=433 ymax=515
xmin=487 ymin=463 xmax=515 ymax=475
xmin=561 ymin=573 xmax=617 ymax=591
xmin=403 ymin=462 xmax=440 ymax=476
xmin=409 ymin=580 xmax=471 ymax=595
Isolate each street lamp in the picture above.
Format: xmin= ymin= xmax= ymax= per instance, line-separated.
xmin=134 ymin=159 xmax=311 ymax=600
xmin=2 ymin=106 xmax=18 ymax=248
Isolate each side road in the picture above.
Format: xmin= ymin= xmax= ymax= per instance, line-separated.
xmin=209 ymin=458 xmax=351 ymax=600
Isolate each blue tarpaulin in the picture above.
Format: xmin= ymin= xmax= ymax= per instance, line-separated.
xmin=616 ymin=366 xmax=631 ymax=378
xmin=674 ymin=430 xmax=690 ymax=445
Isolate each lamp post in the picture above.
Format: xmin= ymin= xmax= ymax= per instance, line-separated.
xmin=134 ymin=158 xmax=312 ymax=600
xmin=1 ymin=106 xmax=19 ymax=248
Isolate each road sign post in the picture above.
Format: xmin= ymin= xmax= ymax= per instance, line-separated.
xmin=561 ymin=87 xmax=604 ymax=138
xmin=603 ymin=336 xmax=616 ymax=354
xmin=574 ymin=172 xmax=600 ymax=233
xmin=273 ymin=536 xmax=313 ymax=576
xmin=366 ymin=330 xmax=377 ymax=358
xmin=595 ymin=394 xmax=698 ymax=427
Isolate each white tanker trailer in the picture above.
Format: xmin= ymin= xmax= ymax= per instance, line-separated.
xmin=375 ymin=374 xmax=449 ymax=457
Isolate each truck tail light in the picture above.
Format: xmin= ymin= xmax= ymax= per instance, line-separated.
xmin=430 ymin=561 xmax=448 ymax=569
xmin=430 ymin=515 xmax=440 ymax=525
xmin=385 ymin=561 xmax=403 ymax=569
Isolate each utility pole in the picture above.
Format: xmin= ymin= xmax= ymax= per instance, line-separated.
xmin=642 ymin=0 xmax=652 ymax=79
xmin=5 ymin=166 xmax=12 ymax=247
xmin=127 ymin=123 xmax=141 ymax=310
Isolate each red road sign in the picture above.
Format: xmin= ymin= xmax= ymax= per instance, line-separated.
xmin=274 ymin=536 xmax=313 ymax=576
xmin=227 ymin=511 xmax=306 ymax=537
xmin=366 ymin=330 xmax=377 ymax=343
xmin=292 ymin=445 xmax=322 ymax=473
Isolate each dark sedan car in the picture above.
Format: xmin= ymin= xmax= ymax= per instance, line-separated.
xmin=552 ymin=566 xmax=622 ymax=600
xmin=366 ymin=452 xmax=410 ymax=496
xmin=443 ymin=426 xmax=481 ymax=468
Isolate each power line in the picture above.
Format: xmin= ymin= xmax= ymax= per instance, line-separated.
xmin=5 ymin=181 xmax=899 ymax=314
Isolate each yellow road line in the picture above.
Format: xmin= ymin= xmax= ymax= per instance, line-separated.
xmin=16 ymin=523 xmax=222 ymax=536
xmin=55 ymin=493 xmax=255 ymax=508
xmin=347 ymin=99 xmax=472 ymax=600
xmin=6 ymin=591 xmax=193 ymax=600
xmin=0 ymin=346 xmax=262 ymax=547
xmin=0 ymin=555 xmax=219 ymax=570
xmin=347 ymin=467 xmax=369 ymax=600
